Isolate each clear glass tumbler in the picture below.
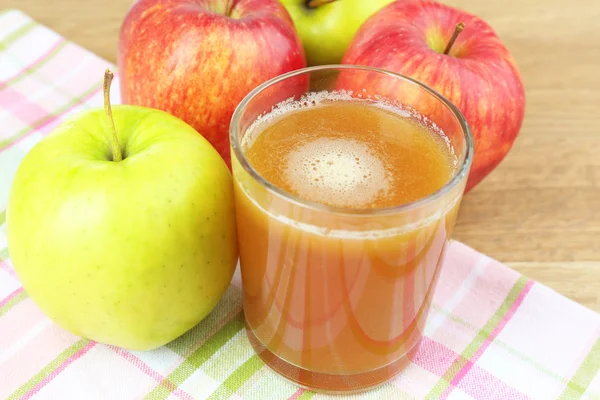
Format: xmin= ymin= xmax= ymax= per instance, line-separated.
xmin=230 ymin=65 xmax=473 ymax=393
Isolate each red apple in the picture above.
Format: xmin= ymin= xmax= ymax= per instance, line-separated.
xmin=118 ymin=0 xmax=306 ymax=165
xmin=342 ymin=0 xmax=525 ymax=192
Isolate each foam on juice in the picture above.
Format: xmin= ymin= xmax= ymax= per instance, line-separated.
xmin=242 ymin=91 xmax=457 ymax=211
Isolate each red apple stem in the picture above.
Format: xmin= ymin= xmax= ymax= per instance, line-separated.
xmin=225 ymin=0 xmax=234 ymax=16
xmin=307 ymin=0 xmax=337 ymax=8
xmin=103 ymin=69 xmax=122 ymax=162
xmin=443 ymin=22 xmax=465 ymax=55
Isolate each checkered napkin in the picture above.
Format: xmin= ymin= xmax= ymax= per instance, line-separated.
xmin=1 ymin=9 xmax=599 ymax=400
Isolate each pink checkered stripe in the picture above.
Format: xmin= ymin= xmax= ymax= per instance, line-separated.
xmin=1 ymin=9 xmax=600 ymax=400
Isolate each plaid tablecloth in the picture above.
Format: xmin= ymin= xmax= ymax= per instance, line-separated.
xmin=1 ymin=8 xmax=599 ymax=400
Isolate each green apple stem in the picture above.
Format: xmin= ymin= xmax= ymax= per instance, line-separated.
xmin=103 ymin=69 xmax=122 ymax=162
xmin=307 ymin=0 xmax=337 ymax=8
xmin=443 ymin=22 xmax=465 ymax=55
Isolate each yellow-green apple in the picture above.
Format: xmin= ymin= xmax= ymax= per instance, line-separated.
xmin=280 ymin=0 xmax=395 ymax=66
xmin=118 ymin=0 xmax=306 ymax=166
xmin=342 ymin=0 xmax=525 ymax=192
xmin=6 ymin=71 xmax=238 ymax=350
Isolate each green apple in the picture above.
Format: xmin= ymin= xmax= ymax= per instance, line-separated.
xmin=280 ymin=0 xmax=395 ymax=65
xmin=6 ymin=70 xmax=238 ymax=350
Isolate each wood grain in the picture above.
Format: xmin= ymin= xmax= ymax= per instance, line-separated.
xmin=1 ymin=0 xmax=599 ymax=310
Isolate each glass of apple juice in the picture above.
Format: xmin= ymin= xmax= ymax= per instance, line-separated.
xmin=229 ymin=65 xmax=473 ymax=393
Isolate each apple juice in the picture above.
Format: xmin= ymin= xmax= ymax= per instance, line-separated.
xmin=233 ymin=95 xmax=460 ymax=390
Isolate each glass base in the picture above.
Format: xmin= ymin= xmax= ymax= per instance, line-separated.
xmin=245 ymin=326 xmax=421 ymax=393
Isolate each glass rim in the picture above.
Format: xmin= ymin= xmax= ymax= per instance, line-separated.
xmin=229 ymin=64 xmax=474 ymax=216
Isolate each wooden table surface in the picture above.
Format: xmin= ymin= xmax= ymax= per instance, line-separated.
xmin=2 ymin=0 xmax=599 ymax=311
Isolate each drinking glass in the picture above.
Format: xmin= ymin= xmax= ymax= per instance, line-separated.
xmin=229 ymin=65 xmax=473 ymax=393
